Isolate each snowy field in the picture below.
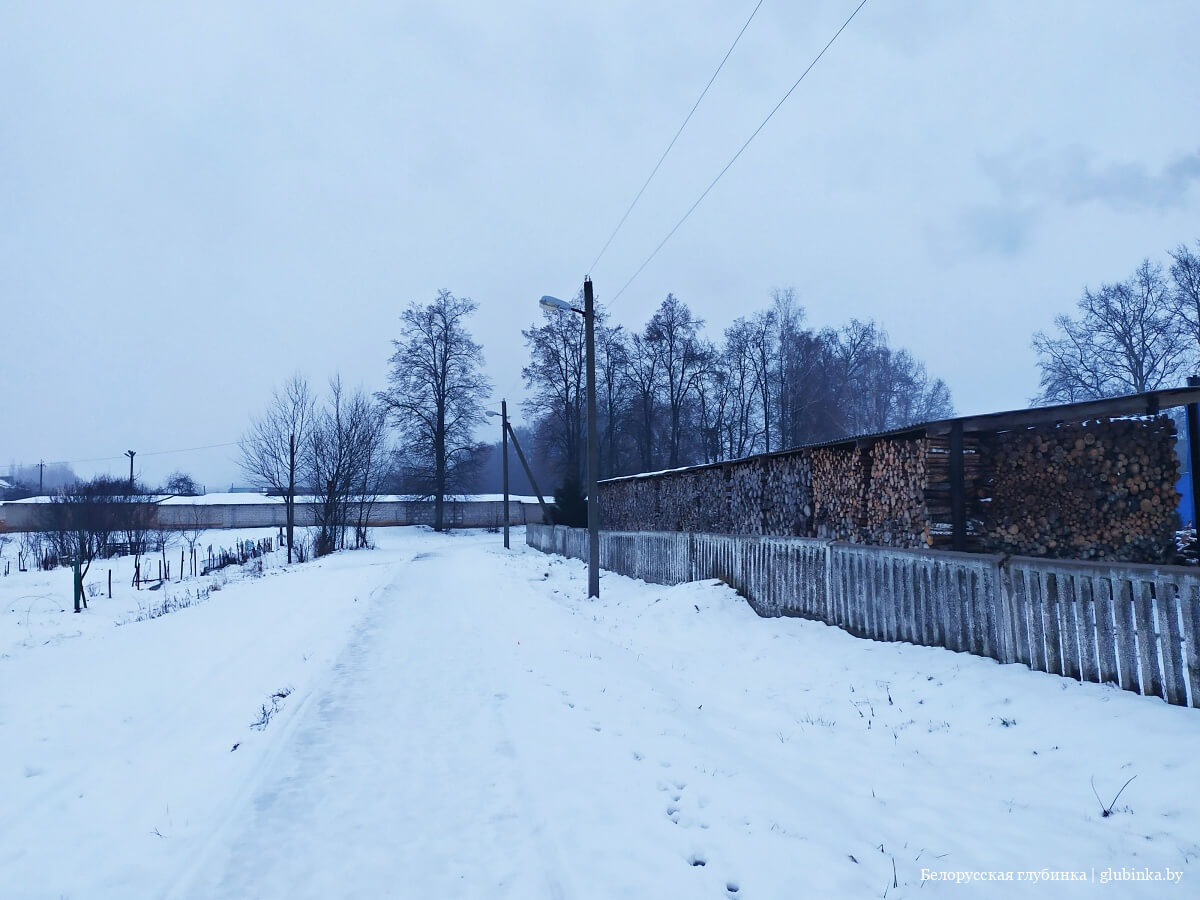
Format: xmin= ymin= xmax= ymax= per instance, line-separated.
xmin=1 ymin=527 xmax=1198 ymax=898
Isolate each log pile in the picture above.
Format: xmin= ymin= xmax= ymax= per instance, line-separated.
xmin=728 ymin=459 xmax=767 ymax=534
xmin=976 ymin=417 xmax=1180 ymax=562
xmin=762 ymin=452 xmax=814 ymax=536
xmin=811 ymin=446 xmax=868 ymax=541
xmin=866 ymin=438 xmax=930 ymax=548
xmin=599 ymin=478 xmax=653 ymax=531
xmin=654 ymin=471 xmax=690 ymax=531
xmin=597 ymin=414 xmax=1182 ymax=564
xmin=656 ymin=468 xmax=728 ymax=532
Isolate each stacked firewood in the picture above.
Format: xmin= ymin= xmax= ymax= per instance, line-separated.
xmin=693 ymin=468 xmax=731 ymax=533
xmin=599 ymin=478 xmax=654 ymax=531
xmin=762 ymin=452 xmax=815 ymax=536
xmin=654 ymin=471 xmax=690 ymax=531
xmin=811 ymin=446 xmax=868 ymax=541
xmin=653 ymin=468 xmax=728 ymax=532
xmin=976 ymin=417 xmax=1180 ymax=561
xmin=728 ymin=459 xmax=767 ymax=534
xmin=866 ymin=438 xmax=931 ymax=548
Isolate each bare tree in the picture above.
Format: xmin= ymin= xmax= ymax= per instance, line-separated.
xmin=379 ymin=290 xmax=491 ymax=531
xmin=239 ymin=375 xmax=314 ymax=563
xmin=1170 ymin=240 xmax=1200 ymax=360
xmin=624 ymin=331 xmax=661 ymax=472
xmin=596 ymin=323 xmax=629 ymax=478
xmin=645 ymin=294 xmax=706 ymax=467
xmin=1033 ymin=259 xmax=1191 ymax=403
xmin=38 ymin=477 xmax=127 ymax=611
xmin=179 ymin=505 xmax=207 ymax=577
xmin=307 ymin=378 xmax=390 ymax=555
xmin=720 ymin=318 xmax=762 ymax=458
xmin=348 ymin=393 xmax=390 ymax=549
xmin=522 ymin=293 xmax=587 ymax=483
xmin=163 ymin=471 xmax=200 ymax=496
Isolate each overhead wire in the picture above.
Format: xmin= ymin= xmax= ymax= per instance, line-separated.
xmin=2 ymin=441 xmax=241 ymax=474
xmin=587 ymin=0 xmax=766 ymax=276
xmin=608 ymin=0 xmax=871 ymax=308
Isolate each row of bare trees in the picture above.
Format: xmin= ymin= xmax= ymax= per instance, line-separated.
xmin=32 ymin=476 xmax=209 ymax=610
xmin=522 ymin=289 xmax=954 ymax=486
xmin=1033 ymin=239 xmax=1200 ymax=402
xmin=239 ymin=376 xmax=390 ymax=559
xmin=239 ymin=290 xmax=493 ymax=546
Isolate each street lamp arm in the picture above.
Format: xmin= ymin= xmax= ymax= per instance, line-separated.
xmin=539 ymin=295 xmax=585 ymax=316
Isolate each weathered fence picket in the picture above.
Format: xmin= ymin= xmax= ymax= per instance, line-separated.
xmin=527 ymin=524 xmax=1200 ymax=710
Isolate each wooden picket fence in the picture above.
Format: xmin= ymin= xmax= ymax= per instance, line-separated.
xmin=526 ymin=525 xmax=1200 ymax=710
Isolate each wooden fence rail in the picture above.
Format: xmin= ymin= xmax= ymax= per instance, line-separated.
xmin=527 ymin=524 xmax=1200 ymax=710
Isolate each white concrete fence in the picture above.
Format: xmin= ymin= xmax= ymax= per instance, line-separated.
xmin=0 ymin=497 xmax=545 ymax=533
xmin=527 ymin=524 xmax=1200 ymax=710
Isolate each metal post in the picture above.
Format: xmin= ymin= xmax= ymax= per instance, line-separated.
xmin=501 ymin=398 xmax=510 ymax=549
xmin=584 ymin=278 xmax=600 ymax=598
xmin=1187 ymin=376 xmax=1200 ymax=529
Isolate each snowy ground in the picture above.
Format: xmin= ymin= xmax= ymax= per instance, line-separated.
xmin=1 ymin=527 xmax=1198 ymax=898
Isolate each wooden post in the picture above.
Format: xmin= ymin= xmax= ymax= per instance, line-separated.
xmin=1187 ymin=376 xmax=1200 ymax=529
xmin=506 ymin=424 xmax=550 ymax=521
xmin=501 ymin=398 xmax=510 ymax=550
xmin=108 ymin=568 xmax=112 ymax=598
xmin=584 ymin=278 xmax=600 ymax=599
xmin=950 ymin=421 xmax=966 ymax=551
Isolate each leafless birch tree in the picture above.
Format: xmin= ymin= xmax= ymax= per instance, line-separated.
xmin=239 ymin=375 xmax=314 ymax=563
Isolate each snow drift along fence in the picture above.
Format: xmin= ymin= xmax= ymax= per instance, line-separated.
xmin=526 ymin=525 xmax=1200 ymax=709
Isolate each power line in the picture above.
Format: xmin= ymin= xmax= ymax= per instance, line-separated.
xmin=2 ymin=441 xmax=241 ymax=473
xmin=587 ymin=0 xmax=765 ymax=275
xmin=609 ymin=0 xmax=871 ymax=307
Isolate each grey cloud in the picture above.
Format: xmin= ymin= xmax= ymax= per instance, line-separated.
xmin=981 ymin=145 xmax=1200 ymax=213
xmin=926 ymin=204 xmax=1040 ymax=260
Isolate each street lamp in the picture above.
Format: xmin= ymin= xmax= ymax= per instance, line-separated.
xmin=538 ymin=279 xmax=600 ymax=599
xmin=485 ymin=402 xmax=510 ymax=549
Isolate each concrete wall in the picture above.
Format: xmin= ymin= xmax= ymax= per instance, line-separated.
xmin=0 ymin=498 xmax=546 ymax=533
xmin=528 ymin=524 xmax=1200 ymax=710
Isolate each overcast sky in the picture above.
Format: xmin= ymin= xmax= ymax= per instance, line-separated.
xmin=3 ymin=0 xmax=1198 ymax=489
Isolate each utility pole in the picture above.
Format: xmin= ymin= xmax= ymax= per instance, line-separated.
xmin=125 ymin=450 xmax=136 ymax=491
xmin=38 ymin=460 xmax=44 ymax=495
xmin=505 ymin=423 xmax=550 ymax=521
xmin=537 ymin=282 xmax=601 ymax=598
xmin=584 ymin=278 xmax=600 ymax=599
xmin=501 ymin=398 xmax=510 ymax=550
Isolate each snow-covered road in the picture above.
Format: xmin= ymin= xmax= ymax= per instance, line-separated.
xmin=4 ymin=528 xmax=1199 ymax=898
